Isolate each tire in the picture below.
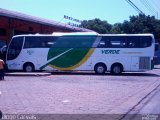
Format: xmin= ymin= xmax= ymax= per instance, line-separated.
xmin=23 ymin=63 xmax=35 ymax=72
xmin=0 ymin=110 xmax=2 ymax=119
xmin=111 ymin=64 xmax=123 ymax=75
xmin=94 ymin=63 xmax=106 ymax=74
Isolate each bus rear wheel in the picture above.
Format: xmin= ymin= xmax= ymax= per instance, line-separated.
xmin=111 ymin=64 xmax=123 ymax=75
xmin=23 ymin=63 xmax=35 ymax=72
xmin=94 ymin=63 xmax=106 ymax=75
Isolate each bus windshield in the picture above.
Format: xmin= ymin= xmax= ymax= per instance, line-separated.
xmin=7 ymin=37 xmax=24 ymax=60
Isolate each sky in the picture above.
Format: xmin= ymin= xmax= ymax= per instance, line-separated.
xmin=0 ymin=0 xmax=160 ymax=25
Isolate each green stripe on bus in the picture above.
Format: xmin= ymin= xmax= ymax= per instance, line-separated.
xmin=40 ymin=35 xmax=96 ymax=70
xmin=49 ymin=48 xmax=90 ymax=68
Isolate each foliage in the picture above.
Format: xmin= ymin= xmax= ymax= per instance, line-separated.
xmin=81 ymin=18 xmax=112 ymax=34
xmin=81 ymin=14 xmax=160 ymax=40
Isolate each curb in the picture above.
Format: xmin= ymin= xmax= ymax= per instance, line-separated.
xmin=4 ymin=72 xmax=51 ymax=77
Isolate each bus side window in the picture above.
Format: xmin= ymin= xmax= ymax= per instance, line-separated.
xmin=110 ymin=41 xmax=121 ymax=47
xmin=140 ymin=36 xmax=152 ymax=48
xmin=24 ymin=37 xmax=36 ymax=48
xmin=98 ymin=41 xmax=106 ymax=47
xmin=46 ymin=42 xmax=55 ymax=47
xmin=41 ymin=42 xmax=45 ymax=47
xmin=24 ymin=36 xmax=56 ymax=48
xmin=127 ymin=36 xmax=139 ymax=48
xmin=98 ymin=37 xmax=110 ymax=48
xmin=129 ymin=41 xmax=135 ymax=47
xmin=109 ymin=36 xmax=126 ymax=48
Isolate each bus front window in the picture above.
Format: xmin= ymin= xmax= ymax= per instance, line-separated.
xmin=7 ymin=37 xmax=24 ymax=60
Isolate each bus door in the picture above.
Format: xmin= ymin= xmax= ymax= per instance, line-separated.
xmin=131 ymin=57 xmax=139 ymax=71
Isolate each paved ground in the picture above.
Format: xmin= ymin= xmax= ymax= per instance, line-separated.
xmin=139 ymin=86 xmax=160 ymax=114
xmin=0 ymin=68 xmax=160 ymax=120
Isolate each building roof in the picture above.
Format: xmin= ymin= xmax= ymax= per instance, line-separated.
xmin=0 ymin=8 xmax=91 ymax=32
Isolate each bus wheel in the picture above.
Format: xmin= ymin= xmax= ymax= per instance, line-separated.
xmin=111 ymin=63 xmax=123 ymax=75
xmin=23 ymin=63 xmax=35 ymax=72
xmin=94 ymin=63 xmax=106 ymax=74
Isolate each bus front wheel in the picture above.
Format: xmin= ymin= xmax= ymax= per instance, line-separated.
xmin=94 ymin=63 xmax=106 ymax=74
xmin=23 ymin=63 xmax=35 ymax=72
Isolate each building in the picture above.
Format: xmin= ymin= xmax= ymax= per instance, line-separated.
xmin=0 ymin=8 xmax=90 ymax=45
xmin=0 ymin=8 xmax=90 ymax=60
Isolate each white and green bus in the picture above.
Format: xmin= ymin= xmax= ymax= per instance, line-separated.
xmin=6 ymin=32 xmax=155 ymax=74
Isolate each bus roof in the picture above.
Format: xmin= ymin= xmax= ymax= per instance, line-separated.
xmin=12 ymin=32 xmax=98 ymax=38
xmin=52 ymin=32 xmax=99 ymax=36
xmin=12 ymin=32 xmax=154 ymax=38
xmin=100 ymin=33 xmax=154 ymax=37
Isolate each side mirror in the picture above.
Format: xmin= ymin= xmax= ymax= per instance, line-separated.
xmin=0 ymin=45 xmax=7 ymax=54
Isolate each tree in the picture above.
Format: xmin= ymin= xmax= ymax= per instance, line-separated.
xmin=81 ymin=18 xmax=112 ymax=34
xmin=110 ymin=23 xmax=123 ymax=34
xmin=81 ymin=14 xmax=160 ymax=40
xmin=121 ymin=14 xmax=160 ymax=39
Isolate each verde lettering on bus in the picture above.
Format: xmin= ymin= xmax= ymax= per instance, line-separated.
xmin=102 ymin=50 xmax=120 ymax=54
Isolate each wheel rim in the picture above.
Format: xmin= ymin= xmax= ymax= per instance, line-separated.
xmin=97 ymin=66 xmax=104 ymax=74
xmin=113 ymin=66 xmax=121 ymax=74
xmin=26 ymin=65 xmax=32 ymax=72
